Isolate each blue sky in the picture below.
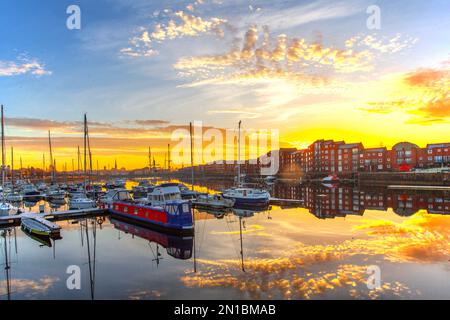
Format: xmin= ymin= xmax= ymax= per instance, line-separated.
xmin=0 ymin=0 xmax=449 ymax=167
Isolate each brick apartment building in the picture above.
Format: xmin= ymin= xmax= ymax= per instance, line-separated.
xmin=285 ymin=139 xmax=450 ymax=177
xmin=176 ymin=140 xmax=450 ymax=178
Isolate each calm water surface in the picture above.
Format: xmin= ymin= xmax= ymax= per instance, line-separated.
xmin=1 ymin=180 xmax=449 ymax=300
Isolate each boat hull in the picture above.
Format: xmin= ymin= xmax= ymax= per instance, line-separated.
xmin=223 ymin=195 xmax=270 ymax=209
xmin=110 ymin=209 xmax=194 ymax=235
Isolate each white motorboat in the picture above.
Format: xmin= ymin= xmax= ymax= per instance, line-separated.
xmin=0 ymin=202 xmax=19 ymax=216
xmin=46 ymin=188 xmax=66 ymax=200
xmin=68 ymin=197 xmax=96 ymax=210
xmin=5 ymin=191 xmax=23 ymax=202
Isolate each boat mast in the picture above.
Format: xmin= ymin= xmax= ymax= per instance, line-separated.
xmin=20 ymin=156 xmax=23 ymax=180
xmin=148 ymin=146 xmax=151 ymax=176
xmin=237 ymin=120 xmax=241 ymax=187
xmin=190 ymin=122 xmax=194 ymax=191
xmin=10 ymin=146 xmax=14 ymax=188
xmin=1 ymin=105 xmax=5 ymax=201
xmin=48 ymin=130 xmax=54 ymax=184
xmin=77 ymin=145 xmax=80 ymax=182
xmin=83 ymin=114 xmax=87 ymax=195
xmin=72 ymin=158 xmax=75 ymax=183
xmin=42 ymin=153 xmax=45 ymax=183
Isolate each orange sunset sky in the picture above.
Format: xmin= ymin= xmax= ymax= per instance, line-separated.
xmin=1 ymin=0 xmax=449 ymax=170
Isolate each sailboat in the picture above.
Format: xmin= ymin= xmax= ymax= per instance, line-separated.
xmin=222 ymin=121 xmax=270 ymax=208
xmin=69 ymin=114 xmax=96 ymax=210
xmin=0 ymin=105 xmax=19 ymax=215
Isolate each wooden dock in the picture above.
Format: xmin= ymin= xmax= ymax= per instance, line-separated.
xmin=0 ymin=208 xmax=107 ymax=227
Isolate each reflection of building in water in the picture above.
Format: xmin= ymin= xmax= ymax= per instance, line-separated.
xmin=273 ymin=183 xmax=450 ymax=219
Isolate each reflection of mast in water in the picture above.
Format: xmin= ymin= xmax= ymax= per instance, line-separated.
xmin=82 ymin=218 xmax=97 ymax=300
xmin=239 ymin=216 xmax=245 ymax=272
xmin=1 ymin=228 xmax=14 ymax=300
xmin=150 ymin=243 xmax=163 ymax=268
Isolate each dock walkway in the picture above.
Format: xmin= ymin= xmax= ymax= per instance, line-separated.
xmin=0 ymin=208 xmax=107 ymax=227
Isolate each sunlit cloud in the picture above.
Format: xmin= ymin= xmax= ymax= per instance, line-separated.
xmin=180 ymin=212 xmax=448 ymax=299
xmin=362 ymin=63 xmax=450 ymax=123
xmin=0 ymin=57 xmax=51 ymax=77
xmin=174 ymin=27 xmax=416 ymax=87
xmin=0 ymin=276 xmax=59 ymax=297
xmin=121 ymin=10 xmax=228 ymax=57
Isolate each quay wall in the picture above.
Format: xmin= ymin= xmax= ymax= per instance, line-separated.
xmin=358 ymin=172 xmax=450 ymax=186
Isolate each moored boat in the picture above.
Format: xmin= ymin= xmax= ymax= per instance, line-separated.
xmin=222 ymin=187 xmax=270 ymax=208
xmin=192 ymin=194 xmax=235 ymax=210
xmin=100 ymin=185 xmax=194 ymax=235
xmin=21 ymin=217 xmax=61 ymax=237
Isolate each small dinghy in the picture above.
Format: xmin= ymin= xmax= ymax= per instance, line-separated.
xmin=21 ymin=217 xmax=61 ymax=237
xmin=192 ymin=194 xmax=235 ymax=210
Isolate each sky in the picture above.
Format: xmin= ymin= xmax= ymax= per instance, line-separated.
xmin=0 ymin=0 xmax=449 ymax=169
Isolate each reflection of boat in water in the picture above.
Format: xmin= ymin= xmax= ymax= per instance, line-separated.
xmin=321 ymin=175 xmax=339 ymax=183
xmin=232 ymin=208 xmax=255 ymax=217
xmin=192 ymin=194 xmax=235 ymax=210
xmin=48 ymin=198 xmax=67 ymax=209
xmin=110 ymin=218 xmax=193 ymax=260
xmin=21 ymin=227 xmax=60 ymax=247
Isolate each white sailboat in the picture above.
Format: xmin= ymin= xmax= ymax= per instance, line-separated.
xmin=0 ymin=105 xmax=19 ymax=215
xmin=69 ymin=114 xmax=96 ymax=210
xmin=222 ymin=121 xmax=270 ymax=209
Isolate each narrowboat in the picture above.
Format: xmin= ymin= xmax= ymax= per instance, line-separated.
xmin=100 ymin=184 xmax=194 ymax=235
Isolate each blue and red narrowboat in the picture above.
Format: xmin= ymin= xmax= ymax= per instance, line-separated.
xmin=100 ymin=184 xmax=194 ymax=235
